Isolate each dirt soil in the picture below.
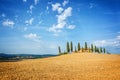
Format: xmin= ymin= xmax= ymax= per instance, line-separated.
xmin=0 ymin=53 xmax=120 ymax=80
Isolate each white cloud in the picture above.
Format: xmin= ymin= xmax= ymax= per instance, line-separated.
xmin=34 ymin=0 xmax=39 ymax=5
xmin=93 ymin=35 xmax=120 ymax=47
xmin=29 ymin=5 xmax=34 ymax=14
xmin=62 ymin=0 xmax=69 ymax=6
xmin=49 ymin=2 xmax=75 ymax=36
xmin=25 ymin=18 xmax=34 ymax=25
xmin=48 ymin=21 xmax=66 ymax=33
xmin=23 ymin=0 xmax=27 ymax=2
xmin=2 ymin=19 xmax=15 ymax=27
xmin=24 ymin=33 xmax=41 ymax=42
xmin=48 ymin=7 xmax=72 ymax=33
xmin=52 ymin=3 xmax=63 ymax=14
xmin=57 ymin=7 xmax=64 ymax=13
xmin=117 ymin=35 xmax=120 ymax=40
xmin=67 ymin=25 xmax=75 ymax=29
xmin=52 ymin=3 xmax=61 ymax=11
xmin=57 ymin=7 xmax=72 ymax=23
xmin=93 ymin=40 xmax=108 ymax=47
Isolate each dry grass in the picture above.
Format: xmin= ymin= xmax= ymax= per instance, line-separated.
xmin=0 ymin=53 xmax=120 ymax=80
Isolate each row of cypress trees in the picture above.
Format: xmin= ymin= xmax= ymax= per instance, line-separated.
xmin=58 ymin=41 xmax=107 ymax=55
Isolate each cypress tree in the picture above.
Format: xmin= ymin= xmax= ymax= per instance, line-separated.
xmin=85 ymin=42 xmax=87 ymax=50
xmin=78 ymin=42 xmax=80 ymax=51
xmin=91 ymin=44 xmax=93 ymax=52
xmin=100 ymin=47 xmax=102 ymax=53
xmin=94 ymin=46 xmax=97 ymax=52
xmin=66 ymin=42 xmax=70 ymax=53
xmin=70 ymin=41 xmax=73 ymax=52
xmin=58 ymin=46 xmax=61 ymax=55
xmin=97 ymin=47 xmax=99 ymax=53
xmin=103 ymin=48 xmax=106 ymax=53
xmin=99 ymin=48 xmax=101 ymax=53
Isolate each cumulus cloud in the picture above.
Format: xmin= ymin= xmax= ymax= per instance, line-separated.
xmin=57 ymin=7 xmax=64 ymax=13
xmin=48 ymin=1 xmax=75 ymax=36
xmin=117 ymin=35 xmax=120 ymax=40
xmin=52 ymin=3 xmax=64 ymax=14
xmin=48 ymin=7 xmax=72 ymax=33
xmin=24 ymin=33 xmax=41 ymax=42
xmin=27 ymin=5 xmax=34 ymax=14
xmin=34 ymin=0 xmax=39 ymax=5
xmin=57 ymin=7 xmax=72 ymax=23
xmin=2 ymin=19 xmax=15 ymax=27
xmin=25 ymin=18 xmax=34 ymax=25
xmin=93 ymin=40 xmax=109 ymax=47
xmin=48 ymin=21 xmax=66 ymax=33
xmin=29 ymin=5 xmax=34 ymax=14
xmin=62 ymin=0 xmax=69 ymax=6
xmin=52 ymin=3 xmax=61 ymax=11
xmin=93 ymin=35 xmax=120 ymax=47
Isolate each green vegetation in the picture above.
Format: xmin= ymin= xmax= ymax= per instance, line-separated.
xmin=99 ymin=47 xmax=103 ymax=53
xmin=85 ymin=42 xmax=87 ymax=50
xmin=91 ymin=44 xmax=93 ymax=52
xmin=78 ymin=42 xmax=81 ymax=51
xmin=67 ymin=42 xmax=70 ymax=53
xmin=70 ymin=41 xmax=73 ymax=52
xmin=103 ymin=48 xmax=106 ymax=53
xmin=58 ymin=46 xmax=61 ymax=55
xmin=58 ymin=41 xmax=109 ymax=55
xmin=94 ymin=46 xmax=97 ymax=52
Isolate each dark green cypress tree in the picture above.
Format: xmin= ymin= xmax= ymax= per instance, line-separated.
xmin=78 ymin=42 xmax=80 ymax=51
xmin=103 ymin=48 xmax=106 ymax=53
xmin=66 ymin=42 xmax=70 ymax=53
xmin=85 ymin=42 xmax=87 ymax=50
xmin=98 ymin=47 xmax=100 ymax=53
xmin=91 ymin=44 xmax=93 ymax=52
xmin=70 ymin=41 xmax=73 ymax=52
xmin=58 ymin=46 xmax=61 ymax=55
xmin=98 ymin=48 xmax=101 ymax=53
xmin=94 ymin=45 xmax=97 ymax=52
xmin=100 ymin=47 xmax=103 ymax=53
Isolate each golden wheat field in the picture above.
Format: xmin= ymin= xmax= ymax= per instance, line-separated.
xmin=0 ymin=53 xmax=120 ymax=80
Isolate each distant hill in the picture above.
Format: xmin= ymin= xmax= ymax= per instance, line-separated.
xmin=0 ymin=53 xmax=57 ymax=61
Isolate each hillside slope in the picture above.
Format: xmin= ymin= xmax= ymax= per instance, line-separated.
xmin=0 ymin=53 xmax=120 ymax=80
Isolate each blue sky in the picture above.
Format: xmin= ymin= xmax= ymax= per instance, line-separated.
xmin=0 ymin=0 xmax=120 ymax=54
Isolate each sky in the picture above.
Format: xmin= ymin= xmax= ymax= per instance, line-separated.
xmin=0 ymin=0 xmax=120 ymax=54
